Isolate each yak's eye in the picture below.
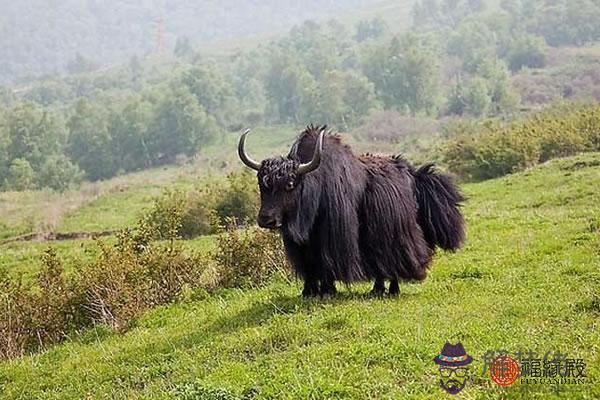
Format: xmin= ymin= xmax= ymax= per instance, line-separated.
xmin=285 ymin=181 xmax=295 ymax=191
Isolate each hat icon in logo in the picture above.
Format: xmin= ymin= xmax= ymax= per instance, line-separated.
xmin=433 ymin=342 xmax=473 ymax=394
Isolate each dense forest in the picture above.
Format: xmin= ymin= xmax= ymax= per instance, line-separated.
xmin=1 ymin=0 xmax=600 ymax=191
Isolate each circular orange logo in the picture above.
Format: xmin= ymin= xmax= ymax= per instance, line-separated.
xmin=490 ymin=355 xmax=520 ymax=387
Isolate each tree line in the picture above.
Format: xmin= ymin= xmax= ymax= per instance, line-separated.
xmin=1 ymin=0 xmax=599 ymax=191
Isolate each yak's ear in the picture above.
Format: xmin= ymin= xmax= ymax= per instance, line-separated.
xmin=285 ymin=174 xmax=321 ymax=244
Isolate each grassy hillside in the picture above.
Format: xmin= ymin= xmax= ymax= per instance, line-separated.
xmin=1 ymin=153 xmax=599 ymax=399
xmin=0 ymin=124 xmax=429 ymax=240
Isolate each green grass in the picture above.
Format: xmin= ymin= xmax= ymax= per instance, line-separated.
xmin=1 ymin=153 xmax=599 ymax=399
xmin=0 ymin=234 xmax=217 ymax=282
xmin=0 ymin=123 xmax=405 ymax=239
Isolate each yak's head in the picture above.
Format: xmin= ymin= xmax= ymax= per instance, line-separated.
xmin=238 ymin=128 xmax=324 ymax=230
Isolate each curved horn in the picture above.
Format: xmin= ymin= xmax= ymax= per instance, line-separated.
xmin=297 ymin=130 xmax=324 ymax=175
xmin=238 ymin=129 xmax=261 ymax=171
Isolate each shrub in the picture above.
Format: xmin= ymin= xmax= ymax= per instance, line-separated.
xmin=142 ymin=171 xmax=258 ymax=240
xmin=213 ymin=219 xmax=289 ymax=289
xmin=212 ymin=171 xmax=258 ymax=226
xmin=0 ymin=249 xmax=79 ymax=359
xmin=0 ymin=227 xmax=209 ymax=357
xmin=0 ymin=201 xmax=290 ymax=359
xmin=80 ymin=229 xmax=207 ymax=330
xmin=0 ymin=273 xmax=34 ymax=359
xmin=141 ymin=189 xmax=188 ymax=240
xmin=441 ymin=103 xmax=600 ymax=180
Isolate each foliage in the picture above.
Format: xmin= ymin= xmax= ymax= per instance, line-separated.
xmin=213 ymin=220 xmax=289 ymax=289
xmin=507 ymin=34 xmax=548 ymax=72
xmin=362 ymin=34 xmax=440 ymax=115
xmin=2 ymin=1 xmax=600 ymax=192
xmin=79 ymin=230 xmax=207 ymax=330
xmin=0 ymin=249 xmax=79 ymax=359
xmin=354 ymin=17 xmax=387 ymax=42
xmin=141 ymin=171 xmax=259 ymax=240
xmin=5 ymin=158 xmax=35 ymax=191
xmin=442 ymin=103 xmax=600 ymax=180
xmin=0 ymin=183 xmax=287 ymax=359
xmin=211 ymin=172 xmax=260 ymax=226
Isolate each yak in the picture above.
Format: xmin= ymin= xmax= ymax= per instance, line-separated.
xmin=238 ymin=125 xmax=465 ymax=297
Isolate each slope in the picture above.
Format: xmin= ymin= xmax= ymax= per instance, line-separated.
xmin=0 ymin=152 xmax=599 ymax=399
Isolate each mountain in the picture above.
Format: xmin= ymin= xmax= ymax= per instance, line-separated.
xmin=0 ymin=0 xmax=380 ymax=84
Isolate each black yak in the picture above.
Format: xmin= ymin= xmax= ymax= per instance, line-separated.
xmin=238 ymin=125 xmax=465 ymax=297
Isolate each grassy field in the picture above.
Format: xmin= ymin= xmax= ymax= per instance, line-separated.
xmin=0 ymin=152 xmax=599 ymax=399
xmin=0 ymin=125 xmax=298 ymax=239
xmin=0 ymin=124 xmax=429 ymax=240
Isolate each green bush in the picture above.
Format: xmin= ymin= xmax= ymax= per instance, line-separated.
xmin=212 ymin=219 xmax=289 ymax=289
xmin=442 ymin=103 xmax=600 ymax=180
xmin=0 ymin=193 xmax=288 ymax=359
xmin=0 ymin=249 xmax=79 ymax=359
xmin=212 ymin=171 xmax=258 ymax=226
xmin=141 ymin=171 xmax=258 ymax=240
xmin=79 ymin=228 xmax=207 ymax=330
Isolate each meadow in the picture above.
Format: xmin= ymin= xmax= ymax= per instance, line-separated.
xmin=0 ymin=152 xmax=598 ymax=399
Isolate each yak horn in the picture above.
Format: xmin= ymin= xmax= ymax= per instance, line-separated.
xmin=238 ymin=129 xmax=261 ymax=171
xmin=297 ymin=130 xmax=324 ymax=175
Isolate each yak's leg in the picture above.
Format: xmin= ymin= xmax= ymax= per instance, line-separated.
xmin=320 ymin=274 xmax=337 ymax=298
xmin=370 ymin=277 xmax=385 ymax=296
xmin=389 ymin=279 xmax=400 ymax=296
xmin=302 ymin=277 xmax=320 ymax=298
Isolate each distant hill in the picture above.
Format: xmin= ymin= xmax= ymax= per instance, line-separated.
xmin=0 ymin=0 xmax=382 ymax=84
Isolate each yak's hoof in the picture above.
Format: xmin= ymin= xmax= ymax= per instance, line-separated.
xmin=389 ymin=280 xmax=400 ymax=297
xmin=320 ymin=292 xmax=335 ymax=300
xmin=320 ymin=283 xmax=337 ymax=299
xmin=302 ymin=290 xmax=319 ymax=298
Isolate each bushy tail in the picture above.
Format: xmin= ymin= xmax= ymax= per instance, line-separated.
xmin=413 ymin=164 xmax=465 ymax=251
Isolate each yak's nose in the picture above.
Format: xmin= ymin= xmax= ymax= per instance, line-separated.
xmin=257 ymin=214 xmax=281 ymax=229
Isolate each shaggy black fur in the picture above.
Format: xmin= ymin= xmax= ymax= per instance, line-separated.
xmin=251 ymin=125 xmax=465 ymax=297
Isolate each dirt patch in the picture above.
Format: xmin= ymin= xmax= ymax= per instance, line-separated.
xmin=0 ymin=230 xmax=116 ymax=246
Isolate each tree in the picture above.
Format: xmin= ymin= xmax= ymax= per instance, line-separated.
xmin=300 ymin=71 xmax=346 ymax=127
xmin=109 ymin=97 xmax=153 ymax=172
xmin=67 ymin=99 xmax=115 ymax=180
xmin=37 ymin=155 xmax=82 ymax=191
xmin=179 ymin=66 xmax=237 ymax=127
xmin=355 ymin=17 xmax=387 ymax=42
xmin=174 ymin=36 xmax=195 ymax=59
xmin=6 ymin=158 xmax=35 ymax=191
xmin=447 ymin=18 xmax=497 ymax=72
xmin=0 ymin=114 xmax=10 ymax=186
xmin=147 ymin=87 xmax=219 ymax=164
xmin=342 ymin=71 xmax=380 ymax=128
xmin=362 ymin=35 xmax=440 ymax=115
xmin=507 ymin=34 xmax=548 ymax=72
xmin=265 ymin=52 xmax=316 ymax=123
xmin=66 ymin=52 xmax=98 ymax=75
xmin=476 ymin=58 xmax=520 ymax=115
xmin=7 ymin=103 xmax=65 ymax=169
xmin=464 ymin=77 xmax=491 ymax=117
